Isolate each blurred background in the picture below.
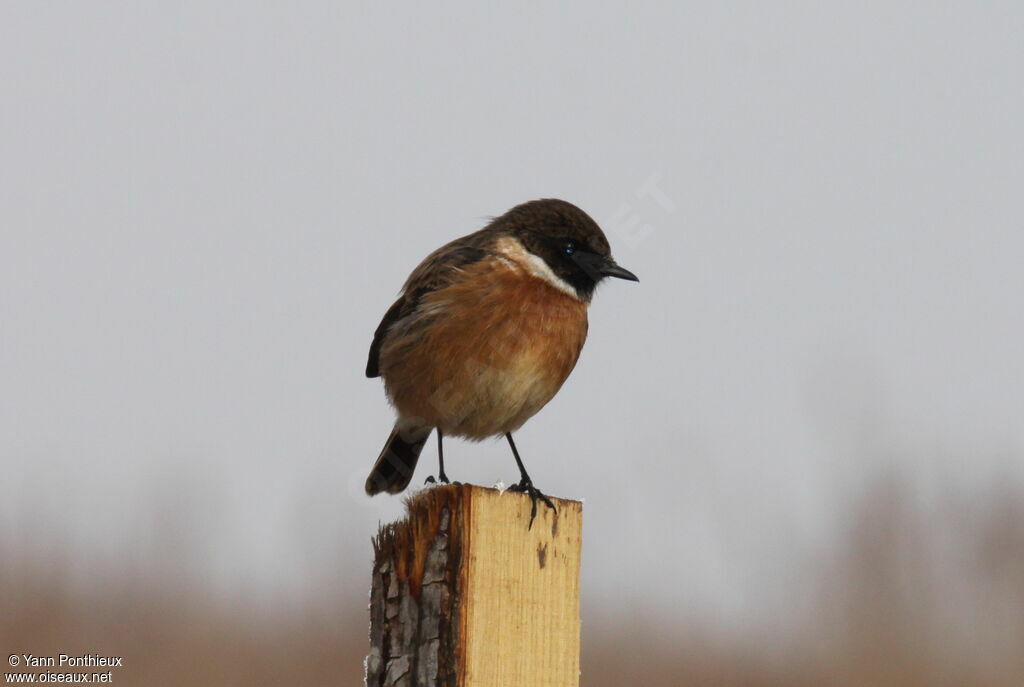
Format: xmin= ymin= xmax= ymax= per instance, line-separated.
xmin=3 ymin=3 xmax=1023 ymax=685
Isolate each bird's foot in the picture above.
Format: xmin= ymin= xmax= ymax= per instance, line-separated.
xmin=509 ymin=479 xmax=556 ymax=529
xmin=424 ymin=474 xmax=458 ymax=486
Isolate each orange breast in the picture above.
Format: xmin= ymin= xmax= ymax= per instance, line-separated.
xmin=379 ymin=258 xmax=589 ymax=439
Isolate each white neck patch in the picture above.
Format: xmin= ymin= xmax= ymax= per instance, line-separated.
xmin=495 ymin=237 xmax=581 ymax=300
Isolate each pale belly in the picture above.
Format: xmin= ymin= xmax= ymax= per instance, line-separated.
xmin=431 ymin=345 xmax=570 ymax=439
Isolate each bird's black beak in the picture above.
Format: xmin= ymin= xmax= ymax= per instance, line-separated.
xmin=599 ymin=260 xmax=639 ymax=282
xmin=571 ymin=251 xmax=639 ymax=283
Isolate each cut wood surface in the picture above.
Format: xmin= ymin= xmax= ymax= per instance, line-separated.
xmin=366 ymin=484 xmax=583 ymax=687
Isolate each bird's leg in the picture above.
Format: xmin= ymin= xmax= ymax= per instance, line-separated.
xmin=505 ymin=433 xmax=555 ymax=528
xmin=436 ymin=429 xmax=450 ymax=484
xmin=425 ymin=429 xmax=454 ymax=486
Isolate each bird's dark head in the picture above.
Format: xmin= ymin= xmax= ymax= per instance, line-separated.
xmin=497 ymin=198 xmax=638 ymax=301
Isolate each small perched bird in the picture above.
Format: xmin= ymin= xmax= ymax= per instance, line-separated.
xmin=364 ymin=198 xmax=637 ymax=515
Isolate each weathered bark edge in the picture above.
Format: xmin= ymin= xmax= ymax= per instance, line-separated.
xmin=366 ymin=486 xmax=468 ymax=687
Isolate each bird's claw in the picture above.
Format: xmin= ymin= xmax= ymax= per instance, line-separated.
xmin=424 ymin=474 xmax=456 ymax=486
xmin=509 ymin=479 xmax=556 ymax=529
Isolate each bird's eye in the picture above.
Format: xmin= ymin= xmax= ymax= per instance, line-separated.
xmin=563 ymin=242 xmax=577 ymax=255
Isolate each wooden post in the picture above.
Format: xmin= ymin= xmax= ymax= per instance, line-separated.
xmin=366 ymin=484 xmax=583 ymax=687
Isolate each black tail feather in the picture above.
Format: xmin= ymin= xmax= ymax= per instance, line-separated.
xmin=365 ymin=424 xmax=432 ymax=495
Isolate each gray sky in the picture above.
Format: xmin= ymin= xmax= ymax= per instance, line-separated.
xmin=2 ymin=3 xmax=1023 ymax=633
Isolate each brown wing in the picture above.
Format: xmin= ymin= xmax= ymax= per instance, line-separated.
xmin=366 ymin=294 xmax=412 ymax=377
xmin=365 ymin=232 xmax=494 ymax=378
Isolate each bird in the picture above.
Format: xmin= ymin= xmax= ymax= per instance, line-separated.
xmin=364 ymin=198 xmax=637 ymax=517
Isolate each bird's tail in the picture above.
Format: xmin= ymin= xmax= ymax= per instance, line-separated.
xmin=364 ymin=422 xmax=433 ymax=495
